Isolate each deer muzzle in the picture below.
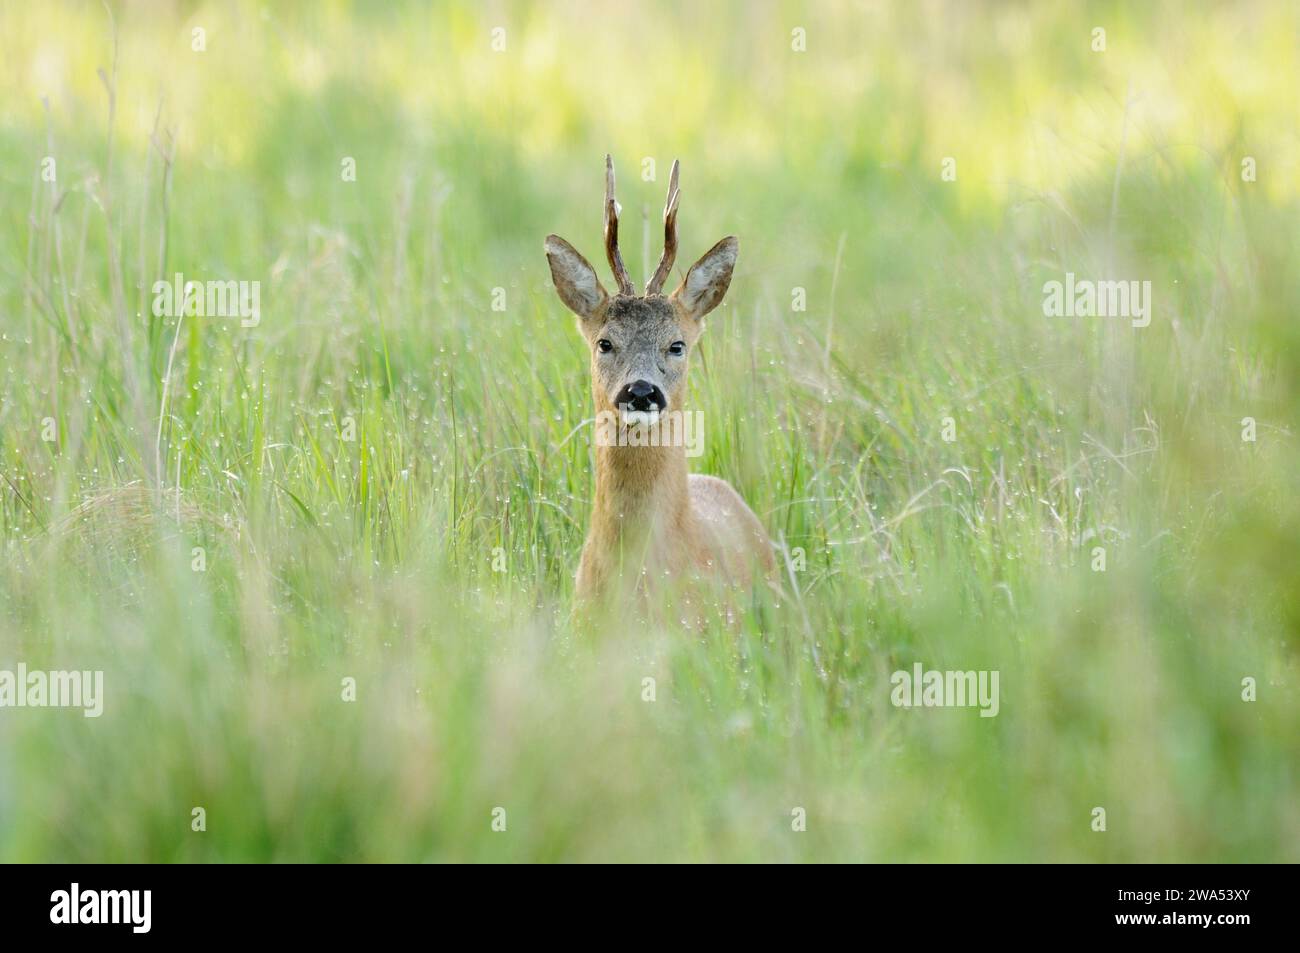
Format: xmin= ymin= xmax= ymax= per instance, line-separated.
xmin=616 ymin=379 xmax=667 ymax=424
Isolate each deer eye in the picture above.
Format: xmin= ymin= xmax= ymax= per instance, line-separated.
xmin=668 ymin=341 xmax=685 ymax=356
xmin=597 ymin=339 xmax=613 ymax=353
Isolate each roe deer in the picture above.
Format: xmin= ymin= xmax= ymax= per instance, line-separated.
xmin=545 ymin=156 xmax=774 ymax=604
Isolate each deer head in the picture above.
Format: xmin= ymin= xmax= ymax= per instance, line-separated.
xmin=545 ymin=155 xmax=738 ymax=425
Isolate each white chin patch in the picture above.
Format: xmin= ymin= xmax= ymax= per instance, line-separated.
xmin=620 ymin=409 xmax=661 ymax=427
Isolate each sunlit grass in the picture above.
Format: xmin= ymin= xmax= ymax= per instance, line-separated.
xmin=0 ymin=0 xmax=1296 ymax=861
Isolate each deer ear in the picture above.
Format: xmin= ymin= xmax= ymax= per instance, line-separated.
xmin=545 ymin=235 xmax=608 ymax=319
xmin=673 ymin=237 xmax=738 ymax=320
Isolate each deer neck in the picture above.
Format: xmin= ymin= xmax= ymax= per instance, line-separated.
xmin=590 ymin=439 xmax=692 ymax=550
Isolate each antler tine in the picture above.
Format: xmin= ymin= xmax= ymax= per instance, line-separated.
xmin=645 ymin=159 xmax=681 ymax=296
xmin=603 ymin=154 xmax=636 ymax=296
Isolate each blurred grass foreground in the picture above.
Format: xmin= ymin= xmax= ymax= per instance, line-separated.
xmin=0 ymin=1 xmax=1297 ymax=861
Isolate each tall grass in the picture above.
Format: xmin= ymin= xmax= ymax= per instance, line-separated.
xmin=0 ymin=0 xmax=1296 ymax=861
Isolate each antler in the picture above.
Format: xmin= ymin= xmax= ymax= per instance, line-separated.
xmin=644 ymin=159 xmax=681 ymax=296
xmin=603 ymin=154 xmax=636 ymax=296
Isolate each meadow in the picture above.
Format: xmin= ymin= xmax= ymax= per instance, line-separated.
xmin=0 ymin=0 xmax=1296 ymax=862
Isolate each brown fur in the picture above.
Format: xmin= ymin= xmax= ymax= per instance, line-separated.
xmin=575 ymin=428 xmax=775 ymax=602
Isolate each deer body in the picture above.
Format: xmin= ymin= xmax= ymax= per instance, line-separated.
xmin=577 ymin=441 xmax=773 ymax=601
xmin=547 ymin=156 xmax=773 ymax=605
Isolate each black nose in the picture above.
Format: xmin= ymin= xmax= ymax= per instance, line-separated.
xmin=616 ymin=380 xmax=666 ymax=413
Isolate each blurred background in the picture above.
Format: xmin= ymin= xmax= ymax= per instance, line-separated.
xmin=0 ymin=0 xmax=1296 ymax=861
